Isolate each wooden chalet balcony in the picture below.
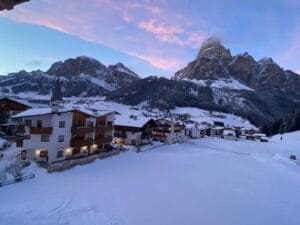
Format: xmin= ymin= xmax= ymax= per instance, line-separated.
xmin=70 ymin=139 xmax=94 ymax=147
xmin=30 ymin=127 xmax=53 ymax=134
xmin=153 ymin=133 xmax=168 ymax=138
xmin=95 ymin=125 xmax=113 ymax=132
xmin=154 ymin=127 xmax=171 ymax=133
xmin=94 ymin=136 xmax=113 ymax=145
xmin=71 ymin=126 xmax=95 ymax=134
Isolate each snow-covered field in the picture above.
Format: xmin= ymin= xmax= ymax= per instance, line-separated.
xmin=1 ymin=132 xmax=300 ymax=225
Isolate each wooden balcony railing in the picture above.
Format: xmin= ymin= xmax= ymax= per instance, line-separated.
xmin=70 ymin=139 xmax=94 ymax=147
xmin=30 ymin=127 xmax=53 ymax=134
xmin=94 ymin=136 xmax=113 ymax=145
xmin=71 ymin=126 xmax=95 ymax=134
xmin=153 ymin=127 xmax=171 ymax=133
xmin=95 ymin=126 xmax=113 ymax=133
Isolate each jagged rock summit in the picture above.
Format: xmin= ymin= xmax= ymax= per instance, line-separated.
xmin=174 ymin=37 xmax=300 ymax=95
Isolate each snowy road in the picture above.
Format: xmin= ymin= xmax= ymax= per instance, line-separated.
xmin=0 ymin=133 xmax=300 ymax=225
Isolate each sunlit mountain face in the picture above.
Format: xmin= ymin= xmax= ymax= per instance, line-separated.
xmin=0 ymin=0 xmax=300 ymax=77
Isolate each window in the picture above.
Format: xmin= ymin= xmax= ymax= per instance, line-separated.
xmin=107 ymin=121 xmax=113 ymax=126
xmin=87 ymin=121 xmax=94 ymax=127
xmin=57 ymin=150 xmax=64 ymax=158
xmin=25 ymin=120 xmax=32 ymax=126
xmin=59 ymin=121 xmax=65 ymax=128
xmin=41 ymin=135 xmax=49 ymax=142
xmin=37 ymin=120 xmax=42 ymax=128
xmin=58 ymin=135 xmax=64 ymax=142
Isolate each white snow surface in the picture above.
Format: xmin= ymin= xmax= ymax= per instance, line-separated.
xmin=1 ymin=131 xmax=300 ymax=225
xmin=172 ymin=107 xmax=256 ymax=129
xmin=211 ymin=79 xmax=254 ymax=91
xmin=185 ymin=78 xmax=254 ymax=91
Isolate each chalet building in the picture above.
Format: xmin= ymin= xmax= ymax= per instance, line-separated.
xmin=0 ymin=0 xmax=29 ymax=10
xmin=222 ymin=128 xmax=237 ymax=140
xmin=0 ymin=97 xmax=31 ymax=135
xmin=185 ymin=124 xmax=207 ymax=139
xmin=153 ymin=119 xmax=185 ymax=144
xmin=114 ymin=116 xmax=158 ymax=146
xmin=13 ymin=106 xmax=116 ymax=164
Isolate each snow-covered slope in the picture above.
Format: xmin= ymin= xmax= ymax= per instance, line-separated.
xmin=0 ymin=57 xmax=140 ymax=97
xmin=1 ymin=131 xmax=300 ymax=225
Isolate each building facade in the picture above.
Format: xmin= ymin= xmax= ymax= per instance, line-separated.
xmin=14 ymin=107 xmax=115 ymax=164
xmin=114 ymin=119 xmax=157 ymax=146
xmin=0 ymin=97 xmax=31 ymax=135
xmin=153 ymin=119 xmax=185 ymax=144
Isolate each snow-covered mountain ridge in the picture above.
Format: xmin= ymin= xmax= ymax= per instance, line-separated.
xmin=0 ymin=56 xmax=140 ymax=97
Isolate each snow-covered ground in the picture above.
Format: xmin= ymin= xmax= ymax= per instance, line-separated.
xmin=172 ymin=106 xmax=255 ymax=129
xmin=1 ymin=131 xmax=300 ymax=225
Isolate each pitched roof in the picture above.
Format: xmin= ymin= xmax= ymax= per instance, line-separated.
xmin=13 ymin=105 xmax=115 ymax=118
xmin=115 ymin=115 xmax=154 ymax=128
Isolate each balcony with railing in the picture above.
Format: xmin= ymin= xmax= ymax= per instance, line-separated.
xmin=94 ymin=136 xmax=113 ymax=145
xmin=30 ymin=127 xmax=53 ymax=134
xmin=95 ymin=125 xmax=113 ymax=132
xmin=71 ymin=126 xmax=95 ymax=134
xmin=70 ymin=139 xmax=94 ymax=147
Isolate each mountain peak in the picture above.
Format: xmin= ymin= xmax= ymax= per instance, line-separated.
xmin=197 ymin=37 xmax=232 ymax=60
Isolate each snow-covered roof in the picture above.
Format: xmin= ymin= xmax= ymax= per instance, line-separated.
xmin=0 ymin=97 xmax=31 ymax=107
xmin=115 ymin=115 xmax=153 ymax=128
xmin=223 ymin=130 xmax=235 ymax=136
xmin=13 ymin=105 xmax=115 ymax=118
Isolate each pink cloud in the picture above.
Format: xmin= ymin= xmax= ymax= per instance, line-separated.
xmin=129 ymin=52 xmax=185 ymax=71
xmin=186 ymin=32 xmax=206 ymax=48
xmin=138 ymin=19 xmax=206 ymax=48
xmin=138 ymin=19 xmax=184 ymax=45
xmin=0 ymin=0 xmax=208 ymax=72
xmin=278 ymin=24 xmax=300 ymax=72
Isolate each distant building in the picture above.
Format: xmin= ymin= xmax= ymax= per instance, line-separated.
xmin=114 ymin=117 xmax=157 ymax=146
xmin=222 ymin=128 xmax=236 ymax=140
xmin=0 ymin=97 xmax=31 ymax=135
xmin=153 ymin=119 xmax=185 ymax=144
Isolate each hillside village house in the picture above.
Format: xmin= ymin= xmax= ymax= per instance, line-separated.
xmin=185 ymin=123 xmax=207 ymax=139
xmin=114 ymin=116 xmax=157 ymax=147
xmin=222 ymin=128 xmax=237 ymax=140
xmin=153 ymin=118 xmax=185 ymax=144
xmin=13 ymin=105 xmax=116 ymax=164
xmin=0 ymin=97 xmax=31 ymax=135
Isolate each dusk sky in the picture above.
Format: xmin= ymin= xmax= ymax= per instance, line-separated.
xmin=0 ymin=0 xmax=300 ymax=77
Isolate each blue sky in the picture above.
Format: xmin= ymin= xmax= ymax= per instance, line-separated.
xmin=0 ymin=0 xmax=299 ymax=77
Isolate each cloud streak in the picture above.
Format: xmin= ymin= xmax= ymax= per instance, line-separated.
xmin=0 ymin=0 xmax=208 ymax=72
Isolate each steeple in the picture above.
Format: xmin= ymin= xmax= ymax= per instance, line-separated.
xmin=50 ymin=77 xmax=63 ymax=112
